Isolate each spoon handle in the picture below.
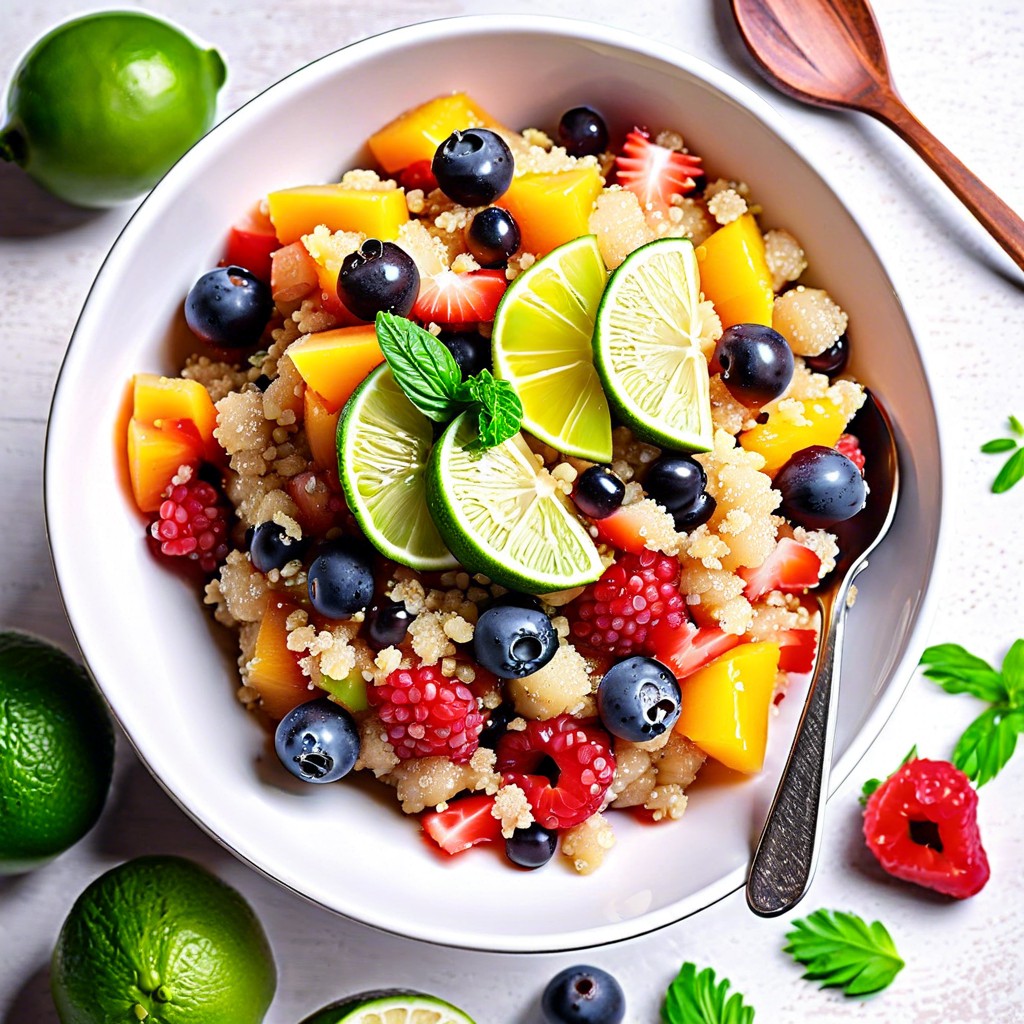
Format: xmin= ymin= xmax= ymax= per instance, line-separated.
xmin=746 ymin=577 xmax=853 ymax=917
xmin=870 ymin=95 xmax=1024 ymax=272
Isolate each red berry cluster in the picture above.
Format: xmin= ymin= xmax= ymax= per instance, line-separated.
xmin=150 ymin=478 xmax=230 ymax=574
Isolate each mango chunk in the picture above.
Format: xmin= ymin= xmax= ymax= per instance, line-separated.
xmin=132 ymin=373 xmax=219 ymax=461
xmin=675 ymin=641 xmax=780 ymax=773
xmin=287 ymin=325 xmax=384 ymax=412
xmin=267 ymin=185 xmax=408 ymax=245
xmin=303 ymin=386 xmax=342 ymax=470
xmin=696 ymin=213 xmax=774 ymax=329
xmin=368 ymin=92 xmax=502 ymax=173
xmin=126 ymin=417 xmax=204 ymax=513
xmin=249 ymin=598 xmax=312 ymax=721
xmin=739 ymin=396 xmax=846 ymax=475
xmin=497 ymin=166 xmax=604 ymax=256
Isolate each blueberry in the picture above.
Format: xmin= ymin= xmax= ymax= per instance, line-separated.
xmin=505 ymin=821 xmax=557 ymax=869
xmin=473 ymin=602 xmax=558 ymax=678
xmin=541 ymin=965 xmax=625 ymax=1024
xmin=466 ymin=207 xmax=520 ymax=267
xmin=775 ymin=445 xmax=867 ymax=529
xmin=573 ymin=466 xmax=625 ymax=519
xmin=307 ymin=537 xmax=375 ymax=619
xmin=274 ymin=697 xmax=359 ymax=784
xmin=185 ymin=266 xmax=273 ymax=349
xmin=336 ymin=239 xmax=419 ymax=321
xmin=439 ymin=331 xmax=491 ymax=378
xmin=249 ymin=521 xmax=306 ymax=574
xmin=644 ymin=454 xmax=707 ymax=513
xmin=804 ymin=332 xmax=850 ymax=376
xmin=673 ymin=491 xmax=717 ymax=531
xmin=713 ymin=323 xmax=795 ymax=407
xmin=432 ymin=128 xmax=514 ymax=206
xmin=478 ymin=701 xmax=517 ymax=750
xmin=365 ymin=600 xmax=412 ymax=649
xmin=253 ymin=373 xmax=273 ymax=391
xmin=597 ymin=656 xmax=681 ymax=743
xmin=556 ymin=106 xmax=609 ymax=158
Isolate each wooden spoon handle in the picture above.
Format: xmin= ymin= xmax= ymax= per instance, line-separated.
xmin=871 ymin=96 xmax=1024 ymax=272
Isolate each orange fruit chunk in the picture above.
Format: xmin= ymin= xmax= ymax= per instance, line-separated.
xmin=126 ymin=417 xmax=204 ymax=512
xmin=287 ymin=325 xmax=384 ymax=412
xmin=303 ymin=386 xmax=342 ymax=471
xmin=266 ymin=185 xmax=408 ymax=245
xmin=695 ymin=212 xmax=774 ymax=329
xmin=248 ymin=598 xmax=311 ymax=720
xmin=740 ymin=396 xmax=847 ymax=475
xmin=497 ymin=166 xmax=603 ymax=256
xmin=132 ymin=372 xmax=219 ymax=460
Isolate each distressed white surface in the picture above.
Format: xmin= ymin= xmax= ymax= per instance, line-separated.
xmin=1 ymin=1 xmax=1023 ymax=1021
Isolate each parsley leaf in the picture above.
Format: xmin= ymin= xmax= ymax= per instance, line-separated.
xmin=993 ymin=447 xmax=1024 ymax=494
xmin=953 ymin=706 xmax=1024 ymax=786
xmin=919 ymin=644 xmax=1007 ymax=703
xmin=784 ymin=909 xmax=904 ymax=996
xmin=662 ymin=963 xmax=755 ymax=1024
xmin=981 ymin=438 xmax=1017 ymax=454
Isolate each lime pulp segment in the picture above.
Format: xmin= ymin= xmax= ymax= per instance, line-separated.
xmin=319 ymin=993 xmax=476 ymax=1024
xmin=339 ymin=364 xmax=458 ymax=571
xmin=427 ymin=413 xmax=604 ymax=594
xmin=492 ymin=234 xmax=612 ymax=461
xmin=594 ymin=237 xmax=714 ymax=452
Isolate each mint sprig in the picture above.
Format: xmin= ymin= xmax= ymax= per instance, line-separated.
xmin=981 ymin=415 xmax=1024 ymax=493
xmin=661 ymin=963 xmax=755 ymax=1024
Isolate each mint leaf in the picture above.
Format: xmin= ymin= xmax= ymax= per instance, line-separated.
xmin=919 ymin=644 xmax=1007 ymax=703
xmin=459 ymin=370 xmax=523 ymax=452
xmin=1010 ymin=414 xmax=1024 ymax=436
xmin=784 ymin=909 xmax=903 ymax=996
xmin=981 ymin=438 xmax=1017 ymax=454
xmin=952 ymin=705 xmax=1024 ymax=786
xmin=1001 ymin=639 xmax=1024 ymax=703
xmin=662 ymin=963 xmax=755 ymax=1024
xmin=993 ymin=447 xmax=1024 ymax=494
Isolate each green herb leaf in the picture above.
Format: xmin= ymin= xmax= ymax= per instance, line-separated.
xmin=784 ymin=909 xmax=904 ymax=997
xmin=662 ymin=963 xmax=755 ymax=1024
xmin=993 ymin=446 xmax=1024 ymax=494
xmin=1001 ymin=639 xmax=1024 ymax=703
xmin=919 ymin=644 xmax=1007 ymax=703
xmin=1010 ymin=414 xmax=1024 ymax=436
xmin=459 ymin=370 xmax=524 ymax=452
xmin=858 ymin=745 xmax=918 ymax=807
xmin=981 ymin=438 xmax=1017 ymax=454
xmin=952 ymin=705 xmax=1024 ymax=786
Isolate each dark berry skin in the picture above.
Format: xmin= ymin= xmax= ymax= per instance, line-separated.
xmin=713 ymin=323 xmax=795 ymax=407
xmin=573 ymin=466 xmax=625 ymax=519
xmin=439 ymin=331 xmax=491 ymax=378
xmin=597 ymin=656 xmax=681 ymax=742
xmin=505 ymin=822 xmax=557 ymax=869
xmin=185 ymin=266 xmax=273 ymax=349
xmin=775 ymin=445 xmax=867 ymax=529
xmin=466 ymin=206 xmax=521 ymax=267
xmin=557 ymin=106 xmax=609 ymax=158
xmin=432 ymin=128 xmax=514 ymax=206
xmin=249 ymin=521 xmax=306 ymax=573
xmin=307 ymin=537 xmax=375 ymax=619
xmin=673 ymin=491 xmax=716 ymax=532
xmin=644 ymin=454 xmax=707 ymax=513
xmin=336 ymin=239 xmax=419 ymax=321
xmin=805 ymin=332 xmax=850 ymax=376
xmin=473 ymin=602 xmax=558 ymax=678
xmin=542 ymin=966 xmax=626 ymax=1024
xmin=365 ymin=600 xmax=412 ymax=649
xmin=274 ymin=697 xmax=359 ymax=783
xmin=479 ymin=701 xmax=517 ymax=750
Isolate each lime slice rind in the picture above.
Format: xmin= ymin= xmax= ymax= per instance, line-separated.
xmin=594 ymin=237 xmax=714 ymax=452
xmin=339 ymin=364 xmax=458 ymax=572
xmin=302 ymin=990 xmax=476 ymax=1024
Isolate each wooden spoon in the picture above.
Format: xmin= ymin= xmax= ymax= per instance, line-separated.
xmin=731 ymin=0 xmax=1024 ymax=272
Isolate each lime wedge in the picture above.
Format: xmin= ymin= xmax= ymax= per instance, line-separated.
xmin=593 ymin=237 xmax=714 ymax=452
xmin=301 ymin=990 xmax=476 ymax=1024
xmin=338 ymin=363 xmax=458 ymax=571
xmin=427 ymin=412 xmax=604 ymax=593
xmin=492 ymin=234 xmax=611 ymax=461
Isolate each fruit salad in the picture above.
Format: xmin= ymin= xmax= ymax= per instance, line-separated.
xmin=123 ymin=93 xmax=870 ymax=874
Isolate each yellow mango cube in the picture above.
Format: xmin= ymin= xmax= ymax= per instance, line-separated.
xmin=287 ymin=325 xmax=384 ymax=412
xmin=740 ymin=396 xmax=847 ymax=475
xmin=303 ymin=386 xmax=342 ymax=471
xmin=132 ymin=373 xmax=219 ymax=459
xmin=695 ymin=213 xmax=774 ymax=329
xmin=267 ymin=185 xmax=408 ymax=245
xmin=675 ymin=642 xmax=780 ymax=773
xmin=497 ymin=166 xmax=604 ymax=256
xmin=126 ymin=417 xmax=204 ymax=513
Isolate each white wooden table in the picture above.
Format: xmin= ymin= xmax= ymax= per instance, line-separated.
xmin=2 ymin=1 xmax=1023 ymax=1020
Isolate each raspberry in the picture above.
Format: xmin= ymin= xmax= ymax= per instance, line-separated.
xmin=863 ymin=758 xmax=990 ymax=899
xmin=149 ymin=477 xmax=230 ymax=573
xmin=368 ymin=663 xmax=484 ymax=763
xmin=836 ymin=432 xmax=866 ymax=473
xmin=567 ymin=550 xmax=686 ymax=656
xmin=496 ymin=714 xmax=616 ymax=829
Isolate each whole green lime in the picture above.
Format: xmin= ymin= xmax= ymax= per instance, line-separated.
xmin=0 ymin=630 xmax=114 ymax=874
xmin=52 ymin=855 xmax=277 ymax=1024
xmin=0 ymin=12 xmax=226 ymax=207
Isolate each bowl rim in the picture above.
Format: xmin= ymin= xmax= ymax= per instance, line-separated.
xmin=44 ymin=12 xmax=946 ymax=953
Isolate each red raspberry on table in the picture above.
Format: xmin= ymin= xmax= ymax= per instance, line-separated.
xmin=496 ymin=714 xmax=616 ymax=829
xmin=567 ymin=549 xmax=686 ymax=657
xmin=149 ymin=476 xmax=230 ymax=574
xmin=368 ymin=663 xmax=484 ymax=763
xmin=863 ymin=757 xmax=990 ymax=899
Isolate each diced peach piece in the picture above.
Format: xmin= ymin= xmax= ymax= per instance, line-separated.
xmin=695 ymin=213 xmax=774 ymax=329
xmin=271 ymin=241 xmax=320 ymax=303
xmin=287 ymin=325 xmax=384 ymax=411
xmin=267 ymin=185 xmax=409 ymax=246
xmin=132 ymin=373 xmax=220 ymax=462
xmin=497 ymin=166 xmax=604 ymax=256
xmin=368 ymin=92 xmax=503 ymax=173
xmin=126 ymin=417 xmax=204 ymax=513
xmin=304 ymin=386 xmax=342 ymax=470
xmin=739 ymin=396 xmax=847 ymax=475
xmin=675 ymin=641 xmax=781 ymax=773
xmin=249 ymin=598 xmax=312 ymax=721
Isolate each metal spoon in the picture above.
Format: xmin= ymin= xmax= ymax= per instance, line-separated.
xmin=746 ymin=391 xmax=899 ymax=916
xmin=731 ymin=0 xmax=1024 ymax=273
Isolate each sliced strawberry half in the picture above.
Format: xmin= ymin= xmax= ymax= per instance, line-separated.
xmin=648 ymin=618 xmax=741 ymax=681
xmin=738 ymin=537 xmax=821 ymax=603
xmin=421 ymin=794 xmax=502 ymax=855
xmin=777 ymin=628 xmax=819 ymax=674
xmin=613 ymin=128 xmax=703 ymax=214
xmin=593 ymin=502 xmax=656 ymax=556
xmin=411 ymin=269 xmax=507 ymax=327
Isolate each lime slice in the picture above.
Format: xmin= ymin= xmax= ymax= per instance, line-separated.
xmin=492 ymin=234 xmax=611 ymax=461
xmin=427 ymin=412 xmax=604 ymax=593
xmin=339 ymin=363 xmax=458 ymax=571
xmin=594 ymin=237 xmax=714 ymax=452
xmin=301 ymin=991 xmax=476 ymax=1024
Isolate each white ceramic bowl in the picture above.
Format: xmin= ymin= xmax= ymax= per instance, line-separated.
xmin=46 ymin=15 xmax=942 ymax=952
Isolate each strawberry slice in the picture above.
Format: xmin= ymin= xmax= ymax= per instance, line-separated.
xmin=836 ymin=432 xmax=866 ymax=474
xmin=738 ymin=537 xmax=821 ymax=602
xmin=613 ymin=128 xmax=703 ymax=214
xmin=648 ymin=619 xmax=741 ymax=681
xmin=777 ymin=628 xmax=819 ymax=674
xmin=593 ymin=501 xmax=660 ymax=556
xmin=398 ymin=159 xmax=438 ymax=193
xmin=411 ymin=269 xmax=507 ymax=327
xmin=421 ymin=794 xmax=502 ymax=855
